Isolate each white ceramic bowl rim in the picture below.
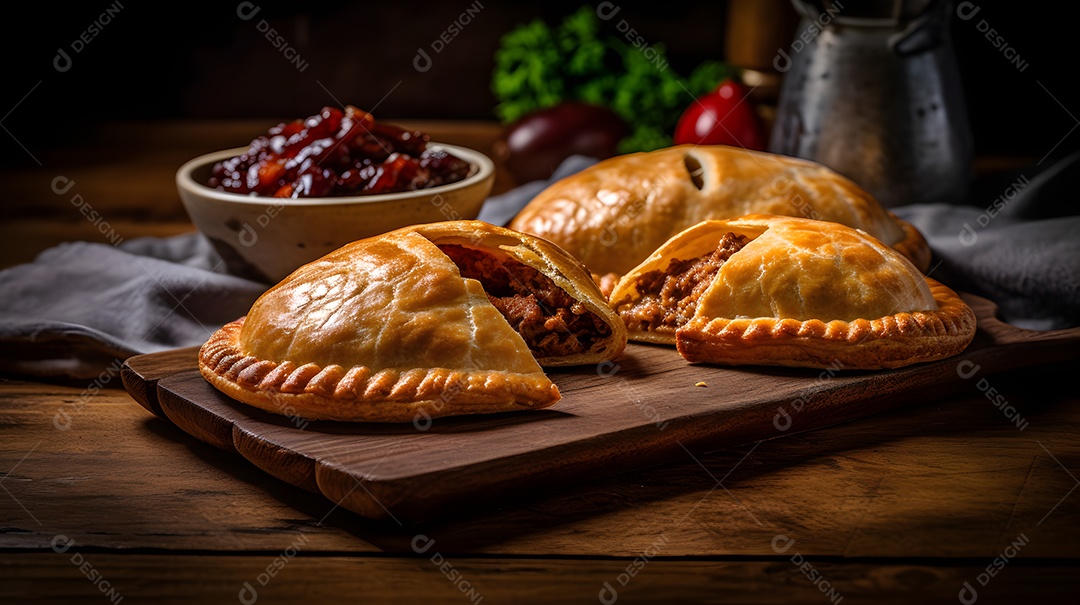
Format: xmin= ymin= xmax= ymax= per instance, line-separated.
xmin=176 ymin=142 xmax=495 ymax=206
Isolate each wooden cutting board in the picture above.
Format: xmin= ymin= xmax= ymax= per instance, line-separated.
xmin=121 ymin=293 xmax=1079 ymax=523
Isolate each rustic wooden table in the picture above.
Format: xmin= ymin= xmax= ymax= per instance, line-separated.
xmin=1 ymin=121 xmax=1076 ymax=604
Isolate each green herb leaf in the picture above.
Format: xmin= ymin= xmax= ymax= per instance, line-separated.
xmin=491 ymin=6 xmax=731 ymax=152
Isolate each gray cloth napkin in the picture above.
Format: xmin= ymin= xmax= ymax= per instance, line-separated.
xmin=2 ymin=152 xmax=1077 ymax=379
xmin=891 ymin=151 xmax=1080 ymax=331
xmin=0 ymin=234 xmax=264 ymax=379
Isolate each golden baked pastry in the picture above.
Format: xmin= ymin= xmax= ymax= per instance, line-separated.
xmin=199 ymin=220 xmax=627 ymax=422
xmin=609 ymin=215 xmax=975 ymax=369
xmin=509 ymin=145 xmax=931 ymax=282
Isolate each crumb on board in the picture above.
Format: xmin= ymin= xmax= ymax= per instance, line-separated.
xmin=695 ymin=381 xmax=707 ymax=388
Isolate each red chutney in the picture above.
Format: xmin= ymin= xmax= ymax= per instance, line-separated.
xmin=208 ymin=105 xmax=473 ymax=198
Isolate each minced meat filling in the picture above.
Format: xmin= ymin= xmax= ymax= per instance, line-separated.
xmin=621 ymin=232 xmax=749 ymax=332
xmin=438 ymin=244 xmax=612 ymax=358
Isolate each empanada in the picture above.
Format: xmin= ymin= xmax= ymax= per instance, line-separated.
xmin=199 ymin=220 xmax=627 ymax=422
xmin=609 ymin=215 xmax=975 ymax=369
xmin=509 ymin=145 xmax=930 ymax=282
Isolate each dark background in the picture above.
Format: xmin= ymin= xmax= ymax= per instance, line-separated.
xmin=2 ymin=0 xmax=1075 ymax=169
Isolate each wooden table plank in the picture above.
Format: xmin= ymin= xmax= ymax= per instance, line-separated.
xmin=1 ymin=553 xmax=1074 ymax=604
xmin=0 ymin=378 xmax=373 ymax=554
xmin=2 ymin=362 xmax=1077 ymax=559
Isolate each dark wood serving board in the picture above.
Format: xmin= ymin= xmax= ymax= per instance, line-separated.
xmin=121 ymin=293 xmax=1079 ymax=523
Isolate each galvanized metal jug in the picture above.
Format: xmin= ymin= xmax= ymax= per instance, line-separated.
xmin=769 ymin=0 xmax=973 ymax=207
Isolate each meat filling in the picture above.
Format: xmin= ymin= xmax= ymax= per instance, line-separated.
xmin=621 ymin=232 xmax=749 ymax=333
xmin=438 ymin=244 xmax=612 ymax=358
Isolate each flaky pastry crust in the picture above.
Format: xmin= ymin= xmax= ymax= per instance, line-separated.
xmin=611 ymin=215 xmax=975 ymax=369
xmin=200 ymin=319 xmax=560 ymax=422
xmin=509 ymin=145 xmax=931 ymax=277
xmin=198 ymin=220 xmax=626 ymax=422
xmin=676 ymin=278 xmax=976 ymax=370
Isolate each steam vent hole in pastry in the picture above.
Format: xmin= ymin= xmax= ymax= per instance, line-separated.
xmin=683 ymin=153 xmax=705 ymax=190
xmin=437 ymin=244 xmax=613 ymax=358
xmin=621 ymin=232 xmax=749 ymax=332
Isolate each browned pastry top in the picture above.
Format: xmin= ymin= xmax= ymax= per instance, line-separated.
xmin=510 ymin=145 xmax=930 ymax=277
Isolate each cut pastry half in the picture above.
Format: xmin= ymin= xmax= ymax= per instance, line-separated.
xmin=199 ymin=220 xmax=627 ymax=422
xmin=509 ymin=145 xmax=931 ymax=285
xmin=609 ymin=214 xmax=976 ymax=369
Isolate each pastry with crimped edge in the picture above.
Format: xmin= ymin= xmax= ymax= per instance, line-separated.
xmin=199 ymin=220 xmax=626 ymax=422
xmin=609 ymin=214 xmax=975 ymax=370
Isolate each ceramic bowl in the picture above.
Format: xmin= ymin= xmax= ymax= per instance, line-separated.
xmin=176 ymin=143 xmax=495 ymax=283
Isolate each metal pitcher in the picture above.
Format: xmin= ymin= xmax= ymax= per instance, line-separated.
xmin=769 ymin=0 xmax=973 ymax=207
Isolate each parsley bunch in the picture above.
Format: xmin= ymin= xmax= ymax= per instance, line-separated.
xmin=491 ymin=6 xmax=729 ymax=153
